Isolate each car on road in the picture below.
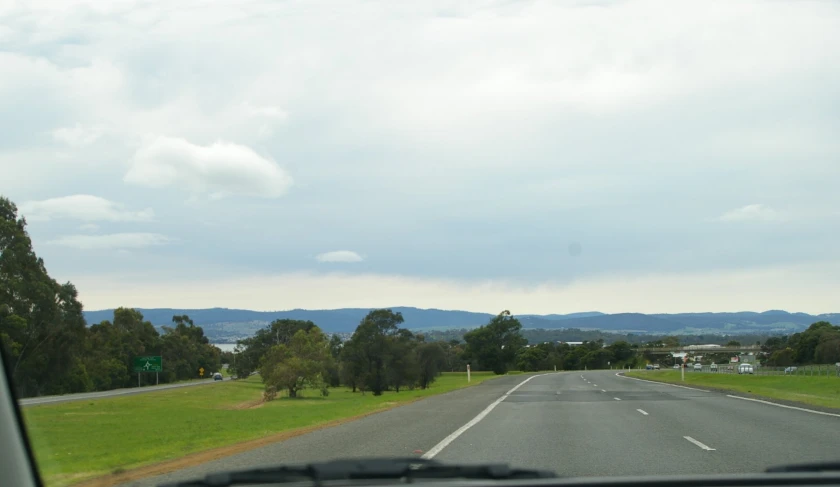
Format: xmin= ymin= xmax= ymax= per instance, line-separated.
xmin=693 ymin=363 xmax=703 ymax=371
xmin=673 ymin=364 xmax=680 ymax=369
xmin=737 ymin=363 xmax=755 ymax=375
xmin=213 ymin=372 xmax=223 ymax=381
xmin=710 ymin=363 xmax=718 ymax=372
xmin=784 ymin=366 xmax=798 ymax=374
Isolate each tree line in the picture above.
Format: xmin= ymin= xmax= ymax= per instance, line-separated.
xmin=0 ymin=196 xmax=222 ymax=397
xmin=761 ymin=321 xmax=840 ymax=366
xmin=232 ymin=309 xmax=648 ymax=398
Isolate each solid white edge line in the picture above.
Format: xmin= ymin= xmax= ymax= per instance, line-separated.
xmin=726 ymin=395 xmax=840 ymax=418
xmin=421 ymin=373 xmax=552 ymax=459
xmin=684 ymin=436 xmax=715 ymax=451
xmin=615 ymin=372 xmax=710 ymax=392
xmin=636 ymin=409 xmax=649 ymax=416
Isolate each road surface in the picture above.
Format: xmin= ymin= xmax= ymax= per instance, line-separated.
xmin=125 ymin=370 xmax=840 ymax=486
xmin=20 ymin=377 xmax=228 ymax=407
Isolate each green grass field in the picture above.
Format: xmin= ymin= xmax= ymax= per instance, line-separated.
xmin=21 ymin=372 xmax=505 ymax=486
xmin=626 ymin=370 xmax=840 ymax=409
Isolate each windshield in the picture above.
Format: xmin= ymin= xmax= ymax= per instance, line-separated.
xmin=2 ymin=1 xmax=840 ymax=486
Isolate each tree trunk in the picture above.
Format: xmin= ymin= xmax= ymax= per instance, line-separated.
xmin=289 ymin=387 xmax=297 ymax=398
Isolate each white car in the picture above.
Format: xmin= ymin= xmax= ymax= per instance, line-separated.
xmin=737 ymin=363 xmax=754 ymax=375
xmin=693 ymin=363 xmax=703 ymax=371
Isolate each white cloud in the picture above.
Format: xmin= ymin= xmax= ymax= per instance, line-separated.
xmin=316 ymin=250 xmax=364 ymax=263
xmin=47 ymin=233 xmax=173 ymax=250
xmin=718 ymin=204 xmax=785 ymax=223
xmin=20 ymin=195 xmax=154 ymax=222
xmin=52 ymin=124 xmax=104 ymax=147
xmin=124 ymin=135 xmax=293 ymax=199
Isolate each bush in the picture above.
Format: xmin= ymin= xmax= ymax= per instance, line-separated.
xmin=263 ymin=385 xmax=277 ymax=402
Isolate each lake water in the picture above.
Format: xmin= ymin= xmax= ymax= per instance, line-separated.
xmin=213 ymin=343 xmax=237 ymax=352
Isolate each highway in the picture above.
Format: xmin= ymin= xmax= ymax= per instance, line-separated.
xmin=20 ymin=377 xmax=228 ymax=407
xmin=124 ymin=371 xmax=840 ymax=486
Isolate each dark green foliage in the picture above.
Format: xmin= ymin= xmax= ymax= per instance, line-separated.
xmin=0 ymin=193 xmax=223 ymax=397
xmin=463 ymin=311 xmax=527 ymax=374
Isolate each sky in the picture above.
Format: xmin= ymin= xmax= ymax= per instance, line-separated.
xmin=2 ymin=0 xmax=839 ymax=314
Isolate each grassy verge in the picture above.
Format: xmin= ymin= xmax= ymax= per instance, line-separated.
xmin=626 ymin=370 xmax=840 ymax=409
xmin=22 ymin=372 xmax=502 ymax=486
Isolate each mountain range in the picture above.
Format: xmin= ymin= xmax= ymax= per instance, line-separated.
xmin=82 ymin=307 xmax=840 ymax=342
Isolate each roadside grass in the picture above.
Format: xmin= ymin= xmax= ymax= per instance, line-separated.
xmin=22 ymin=371 xmax=501 ymax=486
xmin=626 ymin=370 xmax=840 ymax=409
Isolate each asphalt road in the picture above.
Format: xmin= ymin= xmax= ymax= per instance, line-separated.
xmin=20 ymin=377 xmax=228 ymax=407
xmin=126 ymin=370 xmax=840 ymax=486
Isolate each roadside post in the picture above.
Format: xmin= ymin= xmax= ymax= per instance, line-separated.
xmin=682 ymin=356 xmax=686 ymax=382
xmin=467 ymin=364 xmax=471 ymax=383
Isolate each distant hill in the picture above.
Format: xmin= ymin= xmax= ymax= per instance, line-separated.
xmin=83 ymin=307 xmax=839 ymax=342
xmin=82 ymin=307 xmax=497 ymax=334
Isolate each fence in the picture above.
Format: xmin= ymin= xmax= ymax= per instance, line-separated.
xmin=690 ymin=364 xmax=840 ymax=377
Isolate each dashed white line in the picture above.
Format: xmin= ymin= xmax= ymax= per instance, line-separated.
xmin=593 ymin=384 xmax=598 ymax=387
xmin=601 ymin=389 xmax=606 ymax=393
xmin=636 ymin=409 xmax=649 ymax=416
xmin=421 ymin=373 xmax=551 ymax=459
xmin=684 ymin=436 xmax=715 ymax=451
xmin=726 ymin=395 xmax=840 ymax=418
xmin=614 ymin=397 xmax=621 ymax=401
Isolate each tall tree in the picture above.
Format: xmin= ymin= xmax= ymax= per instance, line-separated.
xmin=416 ymin=342 xmax=446 ymax=389
xmin=463 ymin=310 xmax=527 ymax=374
xmin=0 ymin=196 xmax=90 ymax=397
xmin=385 ymin=329 xmax=420 ymax=392
xmin=235 ymin=319 xmax=317 ymax=377
xmin=260 ymin=327 xmax=331 ymax=398
xmin=345 ymin=309 xmax=404 ymax=395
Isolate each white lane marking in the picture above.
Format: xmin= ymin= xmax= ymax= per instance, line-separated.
xmin=614 ymin=397 xmax=621 ymax=401
xmin=684 ymin=436 xmax=715 ymax=451
xmin=601 ymin=389 xmax=606 ymax=393
xmin=636 ymin=409 xmax=649 ymax=416
xmin=580 ymin=375 xmax=584 ymax=379
xmin=616 ymin=373 xmax=710 ymax=392
xmin=726 ymin=395 xmax=840 ymax=418
xmin=593 ymin=384 xmax=598 ymax=387
xmin=422 ymin=373 xmax=551 ymax=459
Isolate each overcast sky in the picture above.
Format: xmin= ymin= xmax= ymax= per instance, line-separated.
xmin=3 ymin=0 xmax=839 ymax=314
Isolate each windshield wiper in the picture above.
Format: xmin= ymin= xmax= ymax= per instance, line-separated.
xmin=161 ymin=458 xmax=558 ymax=487
xmin=766 ymin=462 xmax=840 ymax=473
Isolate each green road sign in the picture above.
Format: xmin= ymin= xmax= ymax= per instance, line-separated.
xmin=133 ymin=356 xmax=162 ymax=372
